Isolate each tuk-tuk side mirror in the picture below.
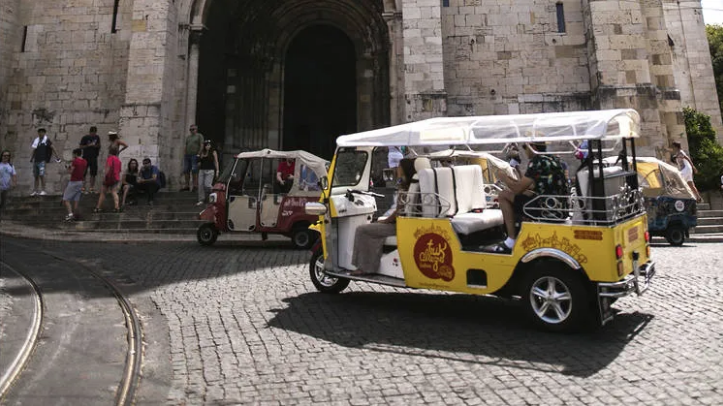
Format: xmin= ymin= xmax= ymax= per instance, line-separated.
xmin=319 ymin=176 xmax=329 ymax=190
xmin=305 ymin=202 xmax=327 ymax=216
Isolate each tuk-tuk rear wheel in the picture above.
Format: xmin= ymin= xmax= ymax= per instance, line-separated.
xmin=309 ymin=249 xmax=349 ymax=293
xmin=197 ymin=223 xmax=219 ymax=246
xmin=665 ymin=225 xmax=686 ymax=246
xmin=292 ymin=227 xmax=316 ymax=250
xmin=521 ymin=267 xmax=588 ymax=332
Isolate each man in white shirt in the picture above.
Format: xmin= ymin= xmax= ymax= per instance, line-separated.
xmin=30 ymin=128 xmax=60 ymax=196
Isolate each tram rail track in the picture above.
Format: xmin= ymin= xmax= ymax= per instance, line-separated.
xmin=0 ymin=241 xmax=143 ymax=406
xmin=0 ymin=262 xmax=43 ymax=401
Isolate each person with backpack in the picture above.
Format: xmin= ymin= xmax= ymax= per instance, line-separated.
xmin=30 ymin=128 xmax=60 ymax=196
xmin=93 ymin=146 xmax=122 ymax=213
xmin=136 ymin=157 xmax=162 ymax=206
xmin=0 ymin=149 xmax=18 ymax=210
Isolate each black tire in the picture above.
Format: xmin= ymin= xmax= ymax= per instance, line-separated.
xmin=521 ymin=266 xmax=590 ymax=332
xmin=291 ymin=227 xmax=317 ymax=250
xmin=665 ymin=225 xmax=685 ymax=246
xmin=309 ymin=248 xmax=349 ymax=294
xmin=197 ymin=223 xmax=218 ymax=246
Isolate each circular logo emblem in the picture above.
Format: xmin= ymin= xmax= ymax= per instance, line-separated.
xmin=413 ymin=233 xmax=455 ymax=282
xmin=674 ymin=200 xmax=685 ymax=212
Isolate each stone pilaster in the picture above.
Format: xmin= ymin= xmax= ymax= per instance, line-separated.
xmin=402 ymin=0 xmax=447 ymax=121
xmin=583 ymin=0 xmax=682 ymax=157
xmin=663 ymin=0 xmax=723 ymax=144
xmin=120 ymin=0 xmax=180 ymax=184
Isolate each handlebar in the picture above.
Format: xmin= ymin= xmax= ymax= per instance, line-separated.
xmin=346 ymin=189 xmax=385 ymax=199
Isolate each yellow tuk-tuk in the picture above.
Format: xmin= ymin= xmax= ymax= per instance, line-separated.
xmin=305 ymin=109 xmax=655 ymax=332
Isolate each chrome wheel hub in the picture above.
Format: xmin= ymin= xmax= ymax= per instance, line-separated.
xmin=530 ymin=276 xmax=572 ymax=324
xmin=314 ymin=256 xmax=338 ymax=287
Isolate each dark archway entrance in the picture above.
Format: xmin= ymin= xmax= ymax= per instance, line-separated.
xmin=194 ymin=0 xmax=390 ymax=162
xmin=283 ymin=25 xmax=356 ymax=160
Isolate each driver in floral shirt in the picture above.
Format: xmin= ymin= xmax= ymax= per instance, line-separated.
xmin=487 ymin=142 xmax=568 ymax=254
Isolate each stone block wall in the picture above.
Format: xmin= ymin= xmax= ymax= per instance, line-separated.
xmin=402 ymin=0 xmax=447 ymax=121
xmin=441 ymin=0 xmax=591 ymax=117
xmin=0 ymin=0 xmax=21 ymax=149
xmin=0 ymin=0 xmax=133 ymax=194
xmin=582 ymin=0 xmax=685 ymax=157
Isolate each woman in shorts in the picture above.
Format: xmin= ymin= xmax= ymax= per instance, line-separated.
xmin=94 ymin=146 xmax=122 ymax=212
xmin=672 ymin=142 xmax=702 ymax=203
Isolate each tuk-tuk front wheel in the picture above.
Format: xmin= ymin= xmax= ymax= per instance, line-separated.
xmin=197 ymin=223 xmax=219 ymax=246
xmin=309 ymin=249 xmax=349 ymax=294
xmin=665 ymin=225 xmax=686 ymax=246
xmin=522 ymin=267 xmax=588 ymax=332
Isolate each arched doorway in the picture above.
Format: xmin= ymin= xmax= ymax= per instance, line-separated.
xmin=193 ymin=0 xmax=391 ymax=160
xmin=283 ymin=25 xmax=356 ymax=160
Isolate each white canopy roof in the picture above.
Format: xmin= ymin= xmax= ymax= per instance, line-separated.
xmin=337 ymin=109 xmax=640 ymax=147
xmin=234 ymin=149 xmax=329 ymax=178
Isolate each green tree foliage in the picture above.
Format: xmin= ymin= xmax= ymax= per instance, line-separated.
xmin=707 ymin=24 xmax=723 ymax=114
xmin=683 ymin=107 xmax=723 ymax=191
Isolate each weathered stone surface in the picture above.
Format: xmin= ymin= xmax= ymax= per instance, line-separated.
xmin=0 ymin=0 xmax=720 ymax=194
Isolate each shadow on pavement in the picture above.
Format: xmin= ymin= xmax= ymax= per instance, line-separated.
xmin=267 ymin=291 xmax=654 ymax=378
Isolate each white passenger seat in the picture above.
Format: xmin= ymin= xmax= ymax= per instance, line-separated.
xmin=416 ymin=165 xmax=504 ymax=234
xmin=450 ymin=165 xmax=504 ymax=234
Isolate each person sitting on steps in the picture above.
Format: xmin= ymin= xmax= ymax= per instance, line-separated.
xmin=485 ymin=142 xmax=568 ymax=254
xmin=137 ymin=157 xmax=161 ymax=206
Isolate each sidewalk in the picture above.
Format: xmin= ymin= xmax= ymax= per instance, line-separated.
xmin=0 ymin=220 xmax=292 ymax=245
xmin=2 ymin=219 xmax=721 ymax=244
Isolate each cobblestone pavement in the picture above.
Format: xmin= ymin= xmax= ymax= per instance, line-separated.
xmin=5 ymin=238 xmax=723 ymax=405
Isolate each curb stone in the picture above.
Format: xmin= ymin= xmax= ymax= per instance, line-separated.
xmin=0 ymin=220 xmax=292 ymax=245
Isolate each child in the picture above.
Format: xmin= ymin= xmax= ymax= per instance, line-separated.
xmin=62 ymin=149 xmax=88 ymax=221
xmin=0 ymin=149 xmax=18 ymax=210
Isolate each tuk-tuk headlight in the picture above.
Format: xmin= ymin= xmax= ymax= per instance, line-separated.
xmin=209 ymin=193 xmax=217 ymax=203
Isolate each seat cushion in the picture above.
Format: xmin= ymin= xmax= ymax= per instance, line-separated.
xmin=451 ymin=209 xmax=504 ymax=234
xmin=383 ymin=236 xmax=397 ymax=246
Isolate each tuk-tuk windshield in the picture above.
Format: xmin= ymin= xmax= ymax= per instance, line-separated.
xmin=217 ymin=160 xmax=239 ymax=183
xmin=332 ymin=149 xmax=368 ymax=188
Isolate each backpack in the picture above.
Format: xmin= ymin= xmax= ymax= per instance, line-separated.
xmin=158 ymin=170 xmax=166 ymax=189
xmin=36 ymin=138 xmax=52 ymax=163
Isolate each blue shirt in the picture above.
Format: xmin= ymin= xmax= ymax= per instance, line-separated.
xmin=0 ymin=162 xmax=16 ymax=190
xmin=140 ymin=165 xmax=160 ymax=185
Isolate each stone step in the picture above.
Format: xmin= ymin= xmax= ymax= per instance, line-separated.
xmin=696 ymin=217 xmax=723 ymax=226
xmin=3 ymin=199 xmax=204 ymax=212
xmin=25 ymin=219 xmax=206 ymax=231
xmin=58 ymin=227 xmax=200 ymax=235
xmin=5 ymin=210 xmax=202 ymax=222
xmin=697 ymin=203 xmax=710 ymax=211
xmin=698 ymin=209 xmax=723 ymax=217
xmin=7 ymin=196 xmax=200 ymax=208
xmin=691 ymin=225 xmax=723 ymax=234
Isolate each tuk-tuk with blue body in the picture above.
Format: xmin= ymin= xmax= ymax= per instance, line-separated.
xmin=605 ymin=156 xmax=697 ymax=245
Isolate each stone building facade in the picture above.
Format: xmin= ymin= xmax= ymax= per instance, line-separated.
xmin=0 ymin=0 xmax=721 ymax=193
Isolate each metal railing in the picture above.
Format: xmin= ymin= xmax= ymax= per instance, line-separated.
xmin=399 ymin=186 xmax=645 ymax=226
xmin=523 ymin=186 xmax=645 ymax=225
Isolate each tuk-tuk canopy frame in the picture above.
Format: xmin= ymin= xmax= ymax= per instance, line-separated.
xmin=604 ymin=156 xmax=696 ymax=200
xmin=234 ymin=148 xmax=329 ymax=179
xmin=336 ymin=109 xmax=640 ymax=147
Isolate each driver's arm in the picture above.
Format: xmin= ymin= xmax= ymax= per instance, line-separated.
xmin=276 ymin=171 xmax=283 ymax=183
xmin=498 ymin=170 xmax=534 ymax=195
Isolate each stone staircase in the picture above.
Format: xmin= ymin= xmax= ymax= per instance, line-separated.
xmin=0 ymin=191 xmax=206 ymax=234
xmin=1 ymin=187 xmax=720 ymax=238
xmin=691 ymin=202 xmax=723 ymax=235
